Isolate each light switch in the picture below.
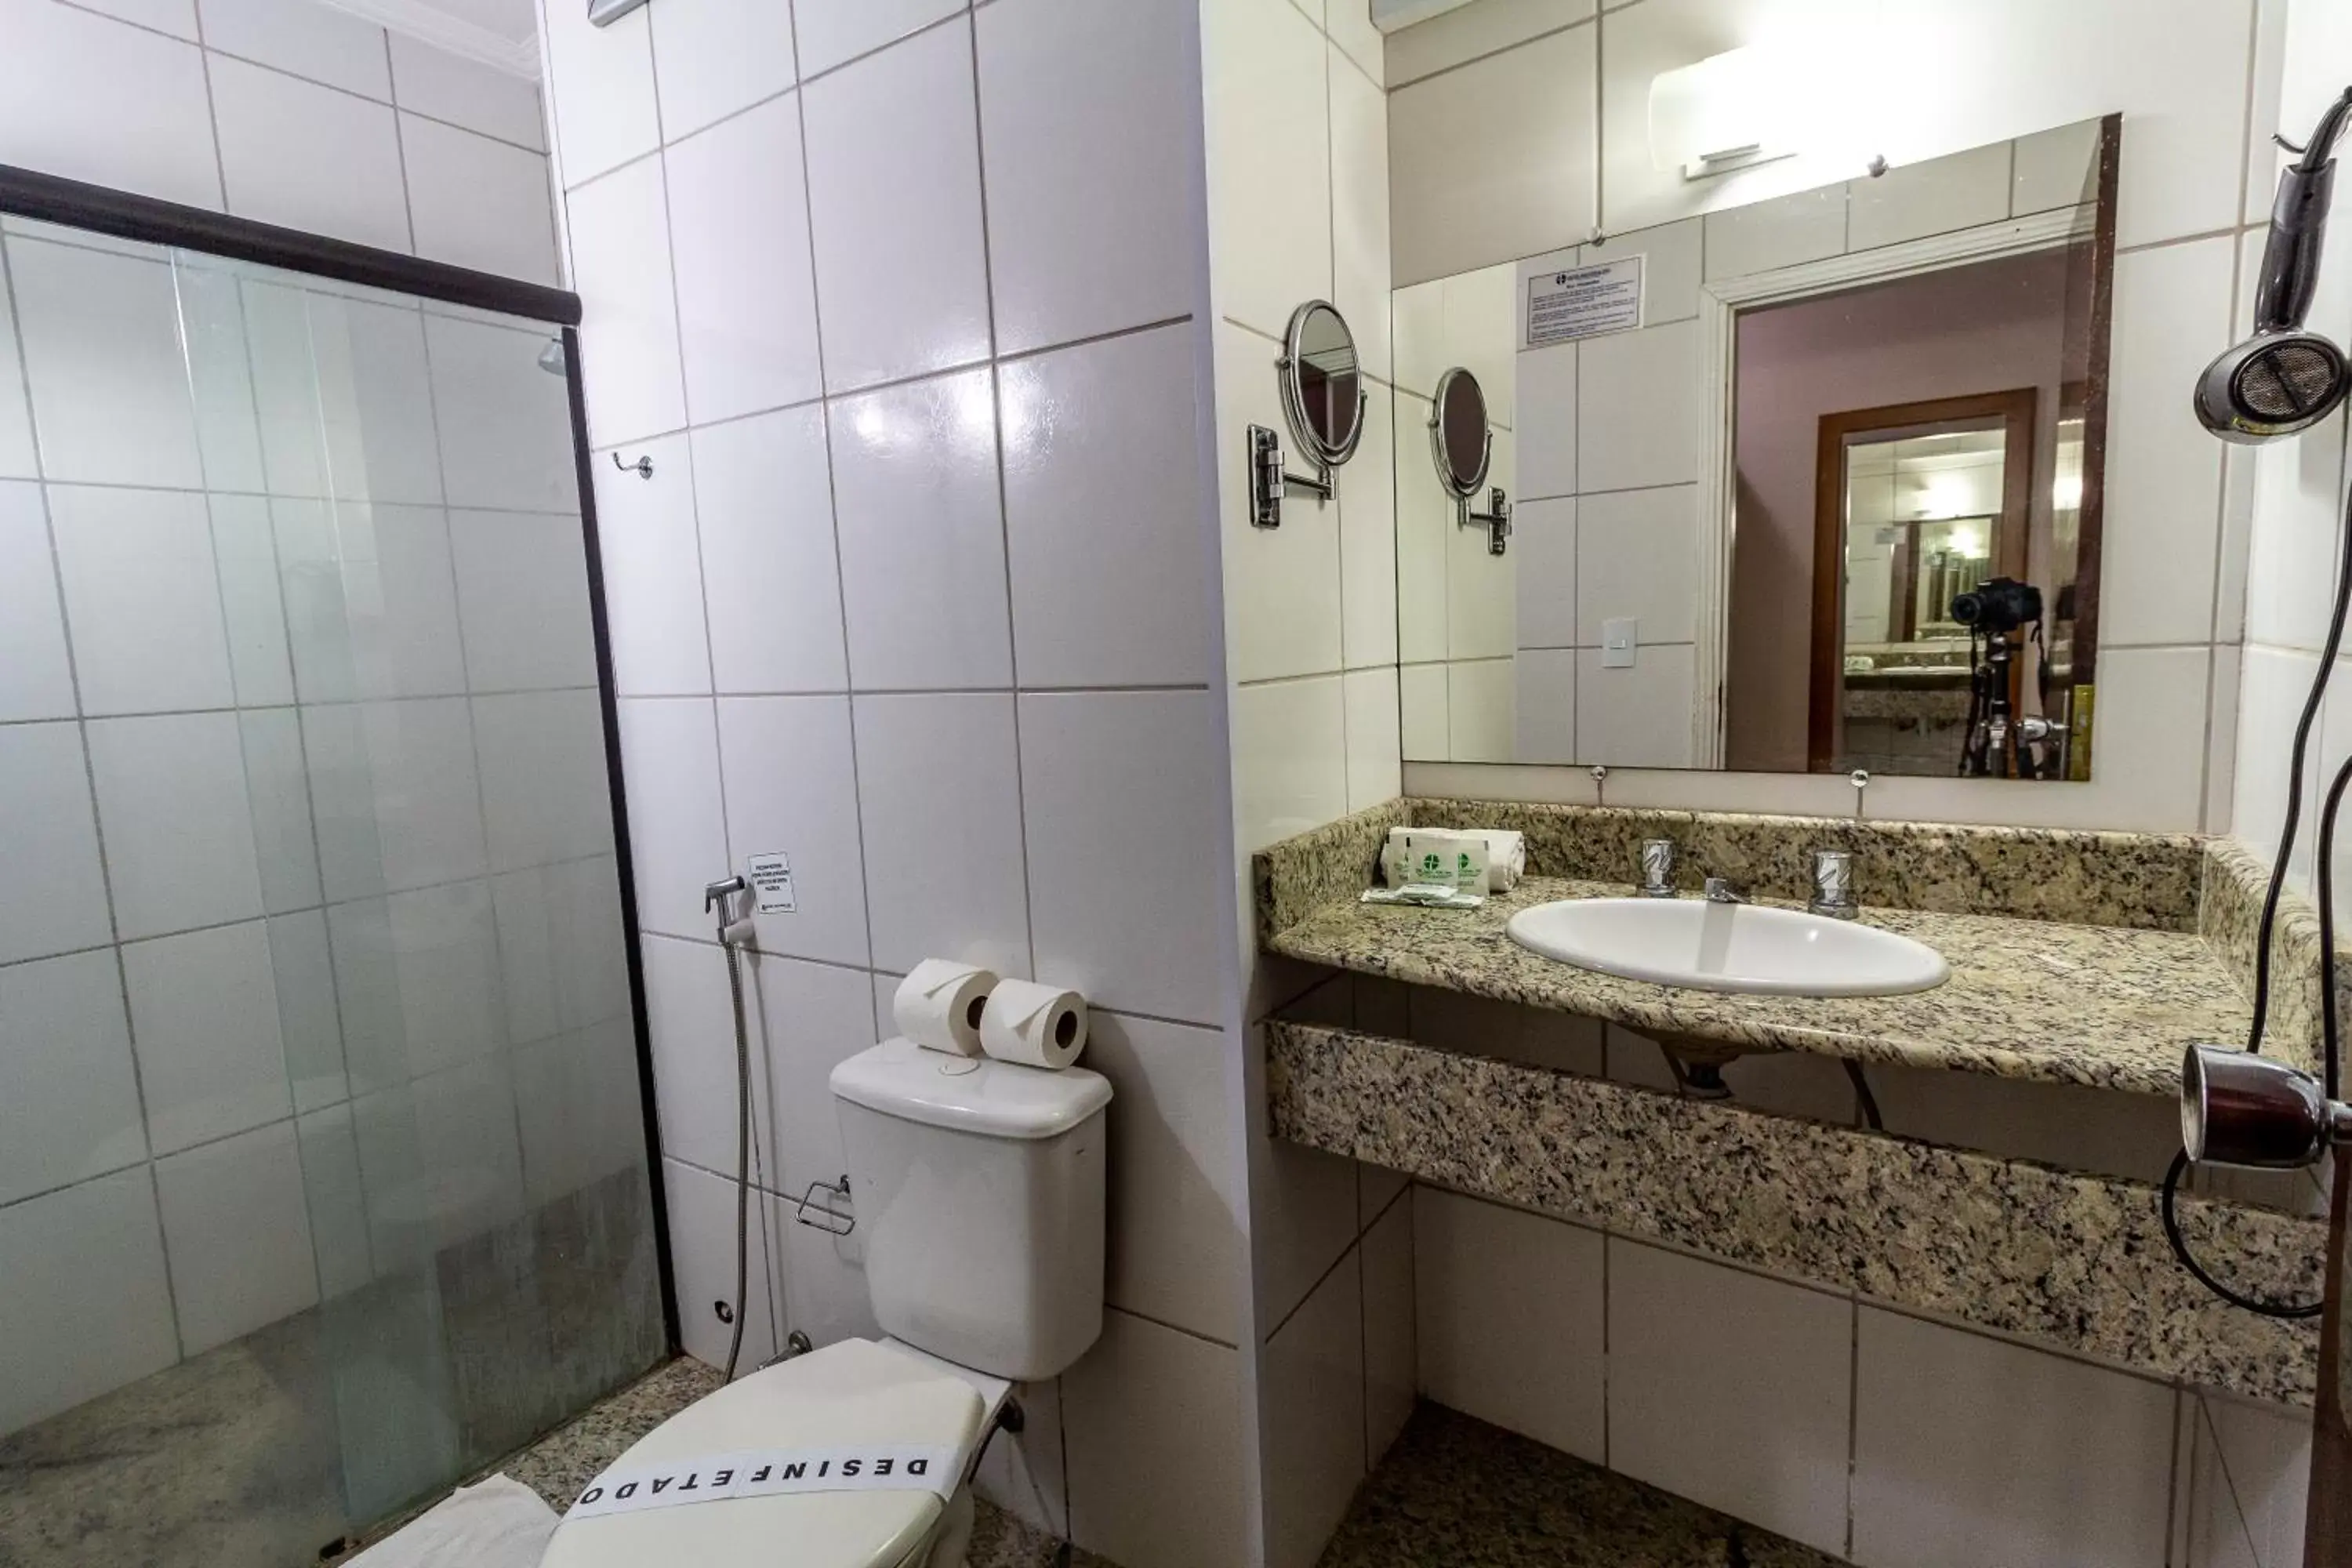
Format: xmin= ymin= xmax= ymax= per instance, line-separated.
xmin=1601 ymin=617 xmax=1638 ymax=669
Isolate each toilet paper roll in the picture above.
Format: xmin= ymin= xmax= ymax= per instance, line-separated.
xmin=893 ymin=959 xmax=997 ymax=1057
xmin=978 ymin=979 xmax=1089 ymax=1071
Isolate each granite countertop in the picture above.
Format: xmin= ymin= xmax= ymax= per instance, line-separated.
xmin=1268 ymin=874 xmax=2252 ymax=1097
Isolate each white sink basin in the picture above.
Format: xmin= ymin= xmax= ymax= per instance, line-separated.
xmin=1504 ymin=898 xmax=1949 ymax=997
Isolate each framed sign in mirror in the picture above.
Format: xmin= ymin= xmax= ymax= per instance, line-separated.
xmin=1392 ymin=115 xmax=2119 ymax=782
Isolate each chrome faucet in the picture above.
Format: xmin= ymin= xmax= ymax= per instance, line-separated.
xmin=1638 ymin=838 xmax=1676 ymax=898
xmin=1809 ymin=848 xmax=1858 ymax=920
xmin=1704 ymin=877 xmax=1746 ymax=905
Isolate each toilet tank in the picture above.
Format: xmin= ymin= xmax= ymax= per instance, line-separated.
xmin=829 ymin=1040 xmax=1112 ymax=1382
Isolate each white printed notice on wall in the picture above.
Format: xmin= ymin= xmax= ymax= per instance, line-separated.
xmin=1526 ymin=256 xmax=1643 ymax=347
xmin=746 ymin=852 xmax=797 ymax=914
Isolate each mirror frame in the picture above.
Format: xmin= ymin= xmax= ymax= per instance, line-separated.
xmin=1278 ymin=299 xmax=1369 ymax=470
xmin=1428 ymin=365 xmax=1495 ymax=499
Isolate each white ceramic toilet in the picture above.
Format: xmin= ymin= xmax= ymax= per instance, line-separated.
xmin=542 ymin=1036 xmax=1112 ymax=1568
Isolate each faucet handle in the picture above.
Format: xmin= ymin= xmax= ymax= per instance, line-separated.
xmin=1638 ymin=837 xmax=1675 ymax=897
xmin=1809 ymin=848 xmax=1857 ymax=919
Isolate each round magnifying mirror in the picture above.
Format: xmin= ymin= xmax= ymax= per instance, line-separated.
xmin=1429 ymin=366 xmax=1494 ymax=499
xmin=1280 ymin=301 xmax=1367 ymax=467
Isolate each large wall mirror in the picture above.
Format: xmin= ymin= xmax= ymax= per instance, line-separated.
xmin=1394 ymin=115 xmax=2118 ymax=782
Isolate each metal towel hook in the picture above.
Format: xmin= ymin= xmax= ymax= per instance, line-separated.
xmin=612 ymin=451 xmax=654 ymax=478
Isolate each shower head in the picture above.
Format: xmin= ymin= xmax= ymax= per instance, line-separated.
xmin=536 ymin=338 xmax=568 ymax=377
xmin=2195 ymin=87 xmax=2352 ymax=442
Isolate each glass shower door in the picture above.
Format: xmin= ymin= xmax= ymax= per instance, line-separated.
xmin=0 ymin=217 xmax=662 ymax=1566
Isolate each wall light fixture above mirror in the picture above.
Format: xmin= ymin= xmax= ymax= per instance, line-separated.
xmin=1393 ymin=114 xmax=2120 ymax=784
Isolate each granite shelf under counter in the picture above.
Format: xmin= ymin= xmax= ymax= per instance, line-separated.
xmin=1267 ymin=873 xmax=2254 ymax=1098
xmin=1269 ymin=1021 xmax=2324 ymax=1406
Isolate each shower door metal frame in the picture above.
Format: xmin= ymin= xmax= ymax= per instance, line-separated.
xmin=0 ymin=158 xmax=683 ymax=1356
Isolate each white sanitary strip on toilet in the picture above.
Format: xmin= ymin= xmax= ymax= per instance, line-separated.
xmin=564 ymin=1445 xmax=964 ymax=1521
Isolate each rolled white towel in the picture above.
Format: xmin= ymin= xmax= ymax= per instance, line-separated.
xmin=1384 ymin=827 xmax=1525 ymax=892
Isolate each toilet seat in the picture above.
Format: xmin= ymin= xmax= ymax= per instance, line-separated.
xmin=541 ymin=1341 xmax=989 ymax=1568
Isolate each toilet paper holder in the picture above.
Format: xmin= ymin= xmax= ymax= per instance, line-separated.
xmin=793 ymin=1174 xmax=855 ymax=1236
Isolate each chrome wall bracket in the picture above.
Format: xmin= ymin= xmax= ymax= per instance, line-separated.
xmin=792 ymin=1174 xmax=855 ymax=1236
xmin=1248 ymin=424 xmax=1334 ymax=528
xmin=1458 ymin=487 xmax=1512 ymax=554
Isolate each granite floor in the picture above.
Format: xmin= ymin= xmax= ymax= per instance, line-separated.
xmin=1317 ymin=1404 xmax=1849 ymax=1568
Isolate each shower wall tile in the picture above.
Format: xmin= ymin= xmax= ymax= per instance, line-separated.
xmin=307 ymin=296 xmax=446 ymax=507
xmin=0 ymin=723 xmax=113 ymax=966
xmin=303 ymin=696 xmax=489 ymax=901
xmin=614 ymin=696 xmax=729 ymax=942
xmin=641 ymin=932 xmax=775 ymax=1178
xmin=0 ymin=949 xmax=146 ymax=1207
xmin=851 ymin=692 xmax=1032 ymax=981
xmin=1019 ymin=690 xmax=1228 ymax=1026
xmin=198 ymin=0 xmax=387 ymax=96
xmin=564 ymin=157 xmax=686 ymax=447
xmin=491 ymin=856 xmax=630 ymax=1047
xmin=296 ymin=1104 xmax=373 ymax=1298
xmin=473 ymin=689 xmax=615 ymax=873
xmin=649 ymin=0 xmax=798 ymax=143
xmin=49 ymin=485 xmax=234 ymax=716
xmin=751 ymin=950 xmax=880 ymax=1202
xmin=449 ymin=510 xmax=599 ymax=693
xmin=976 ymin=0 xmax=1198 ymax=356
xmin=209 ymin=495 xmax=297 ymax=709
xmin=0 ymin=0 xmax=222 ymax=212
xmin=273 ymin=499 xmax=468 ymax=703
xmin=6 ymin=234 xmax=205 ymax=489
xmin=0 ymin=1167 xmax=180 ymax=1436
xmin=664 ymin=93 xmax=822 ymax=426
xmin=593 ymin=432 xmax=710 ymax=697
xmin=425 ymin=315 xmax=581 ymax=516
xmin=829 ymin=368 xmax=1011 ymax=691
xmin=400 ymin=114 xmax=559 ymax=287
xmin=802 ymin=20 xmax=992 ymax=394
xmin=123 ymin=920 xmax=294 ymax=1155
xmin=268 ymin=909 xmax=347 ymax=1114
xmin=0 ymin=483 xmax=74 ymax=723
xmin=388 ymin=33 xmax=545 ymax=153
xmin=998 ymin=325 xmax=1210 ymax=689
xmin=154 ymin=1120 xmax=320 ymax=1356
xmin=691 ymin=404 xmax=848 ymax=696
xmin=715 ymin=695 xmax=870 ymax=968
xmin=210 ymin=56 xmax=412 ymax=254
xmin=88 ymin=713 xmax=267 ymax=941
xmin=238 ymin=707 xmax=325 ymax=915
xmin=513 ymin=1018 xmax=645 ymax=1207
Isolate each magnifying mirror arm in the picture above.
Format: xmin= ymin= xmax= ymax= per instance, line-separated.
xmin=1458 ymin=486 xmax=1512 ymax=555
xmin=1247 ymin=424 xmax=1336 ymax=529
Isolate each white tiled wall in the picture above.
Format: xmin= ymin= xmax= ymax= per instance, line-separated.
xmin=2234 ymin=0 xmax=2352 ymax=916
xmin=0 ymin=223 xmax=617 ymax=1439
xmin=1383 ymin=0 xmax=2310 ymax=838
xmin=1410 ymin=1181 xmax=2301 ymax=1567
xmin=0 ymin=0 xmax=556 ymax=284
xmin=1205 ymin=2 xmax=1410 ymax=1563
xmin=535 ymin=4 xmax=1250 ymax=1565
